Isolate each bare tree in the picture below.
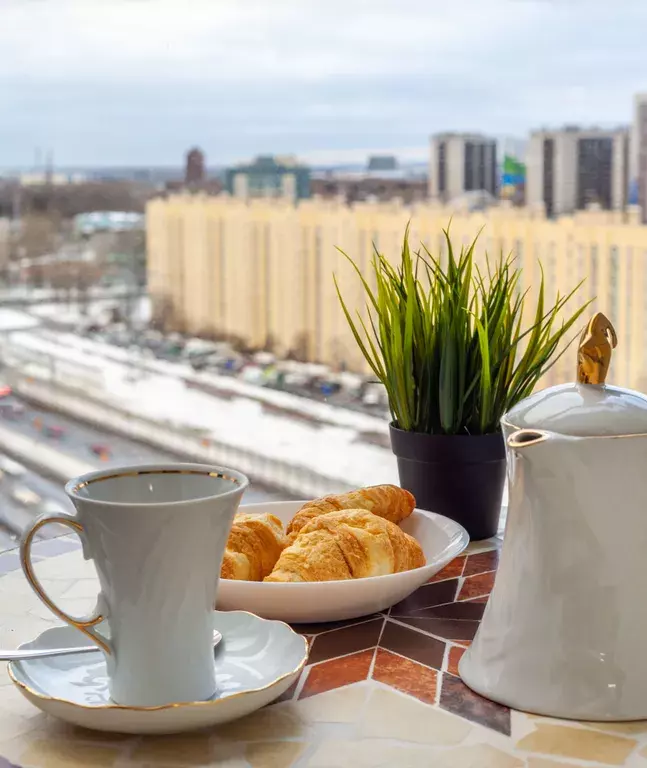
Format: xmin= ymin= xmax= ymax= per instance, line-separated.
xmin=151 ymin=293 xmax=176 ymax=332
xmin=14 ymin=213 xmax=61 ymax=261
xmin=287 ymin=331 xmax=309 ymax=362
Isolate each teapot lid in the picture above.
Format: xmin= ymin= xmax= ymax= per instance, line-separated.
xmin=503 ymin=313 xmax=647 ymax=437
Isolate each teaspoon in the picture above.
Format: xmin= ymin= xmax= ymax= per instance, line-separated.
xmin=0 ymin=629 xmax=223 ymax=662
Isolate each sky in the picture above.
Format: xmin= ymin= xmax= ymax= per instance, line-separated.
xmin=0 ymin=0 xmax=646 ymax=168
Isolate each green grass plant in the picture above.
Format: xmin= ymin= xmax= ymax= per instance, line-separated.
xmin=335 ymin=227 xmax=592 ymax=435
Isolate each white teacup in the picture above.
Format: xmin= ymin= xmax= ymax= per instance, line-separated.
xmin=20 ymin=463 xmax=248 ymax=707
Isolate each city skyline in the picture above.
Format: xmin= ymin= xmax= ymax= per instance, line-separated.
xmin=0 ymin=0 xmax=645 ymax=166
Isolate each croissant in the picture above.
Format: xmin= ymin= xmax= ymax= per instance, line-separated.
xmin=221 ymin=512 xmax=287 ymax=581
xmin=265 ymin=509 xmax=425 ymax=583
xmin=286 ymin=485 xmax=415 ymax=541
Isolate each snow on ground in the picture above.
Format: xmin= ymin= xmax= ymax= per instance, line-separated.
xmin=39 ymin=329 xmax=390 ymax=434
xmin=0 ymin=308 xmax=41 ymax=332
xmin=30 ymin=296 xmax=150 ymax=327
xmin=5 ymin=330 xmax=398 ymax=488
xmin=30 ymin=303 xmax=109 ymax=327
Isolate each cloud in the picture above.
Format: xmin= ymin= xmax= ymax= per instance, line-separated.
xmin=0 ymin=0 xmax=644 ymax=165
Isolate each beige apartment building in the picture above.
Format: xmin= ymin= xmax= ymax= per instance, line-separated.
xmin=147 ymin=195 xmax=647 ymax=392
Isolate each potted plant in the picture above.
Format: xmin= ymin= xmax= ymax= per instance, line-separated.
xmin=335 ymin=227 xmax=590 ymax=540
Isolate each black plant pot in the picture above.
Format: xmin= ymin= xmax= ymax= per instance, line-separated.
xmin=389 ymin=425 xmax=506 ymax=541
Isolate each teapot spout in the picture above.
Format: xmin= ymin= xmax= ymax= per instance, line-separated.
xmin=507 ymin=429 xmax=552 ymax=450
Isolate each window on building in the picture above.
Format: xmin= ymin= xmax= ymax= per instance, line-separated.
xmin=609 ymin=246 xmax=619 ymax=324
xmin=477 ymin=144 xmax=486 ymax=191
xmin=514 ymin=240 xmax=523 ymax=295
xmin=547 ymin=243 xmax=557 ymax=299
xmin=577 ymin=244 xmax=585 ymax=282
xmin=644 ymin=252 xmax=647 ymax=338
xmin=590 ymin=245 xmax=598 ymax=307
xmin=301 ymin=228 xmax=309 ymax=332
xmin=489 ymin=142 xmax=498 ymax=197
xmin=358 ymin=230 xmax=367 ymax=272
xmin=314 ymin=227 xmax=323 ymax=360
xmin=577 ymin=138 xmax=613 ymax=210
xmin=437 ymin=141 xmax=446 ymax=195
xmin=626 ymin=248 xmax=633 ymax=353
xmin=264 ymin=224 xmax=271 ymax=345
xmin=219 ymin=220 xmax=226 ymax=326
xmin=464 ymin=142 xmax=475 ymax=192
xmin=543 ymin=139 xmax=554 ymax=217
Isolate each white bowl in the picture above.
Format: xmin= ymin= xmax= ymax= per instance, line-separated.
xmin=216 ymin=501 xmax=469 ymax=623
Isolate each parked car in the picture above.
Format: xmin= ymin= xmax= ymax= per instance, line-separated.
xmin=241 ymin=365 xmax=265 ymax=385
xmin=157 ymin=340 xmax=184 ymax=360
xmin=183 ymin=339 xmax=219 ymax=360
xmin=89 ymin=443 xmax=111 ymax=458
xmin=362 ymin=382 xmax=388 ymax=407
xmin=44 ymin=425 xmax=66 ymax=439
xmin=0 ymin=385 xmax=12 ymax=399
xmin=319 ymin=380 xmax=342 ymax=397
xmin=221 ymin=356 xmax=245 ymax=373
xmin=0 ymin=403 xmax=24 ymax=420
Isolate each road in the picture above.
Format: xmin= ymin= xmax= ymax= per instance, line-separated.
xmin=0 ymin=466 xmax=70 ymax=550
xmin=0 ymin=394 xmax=296 ymax=549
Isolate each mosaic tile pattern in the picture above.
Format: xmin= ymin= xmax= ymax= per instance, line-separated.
xmin=1 ymin=533 xmax=647 ymax=766
xmin=281 ymin=538 xmax=511 ymax=736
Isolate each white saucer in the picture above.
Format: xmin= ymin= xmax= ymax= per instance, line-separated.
xmin=9 ymin=611 xmax=308 ymax=735
xmin=217 ymin=501 xmax=470 ymax=623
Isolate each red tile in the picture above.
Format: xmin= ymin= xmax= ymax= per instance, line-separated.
xmin=372 ymin=648 xmax=438 ymax=706
xmin=291 ymin=615 xmax=382 ymax=635
xmin=440 ymin=671 xmax=511 ymax=735
xmin=308 ymin=619 xmax=383 ymax=665
xmin=463 ymin=550 xmax=499 ymax=577
xmin=299 ymin=649 xmax=373 ymax=699
xmin=428 ymin=555 xmax=466 ymax=583
xmin=390 ymin=579 xmax=458 ymax=615
xmin=446 ymin=646 xmax=466 ymax=676
xmin=405 ymin=601 xmax=485 ymax=620
xmin=396 ymin=617 xmax=478 ymax=642
xmin=379 ymin=620 xmax=445 ymax=669
xmin=459 ymin=571 xmax=496 ymax=600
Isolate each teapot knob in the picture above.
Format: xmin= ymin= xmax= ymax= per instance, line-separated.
xmin=577 ymin=312 xmax=617 ymax=385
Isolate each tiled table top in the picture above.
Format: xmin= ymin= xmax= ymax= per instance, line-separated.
xmin=1 ymin=533 xmax=646 ymax=767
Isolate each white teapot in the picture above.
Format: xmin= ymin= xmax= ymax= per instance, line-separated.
xmin=460 ymin=313 xmax=647 ymax=720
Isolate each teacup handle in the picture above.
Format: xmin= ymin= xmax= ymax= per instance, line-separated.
xmin=20 ymin=514 xmax=112 ymax=655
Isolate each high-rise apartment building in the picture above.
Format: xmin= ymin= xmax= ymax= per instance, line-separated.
xmin=185 ymin=147 xmax=205 ymax=185
xmin=526 ymin=127 xmax=629 ymax=217
xmin=632 ymin=94 xmax=647 ymax=221
xmin=428 ymin=133 xmax=497 ymax=202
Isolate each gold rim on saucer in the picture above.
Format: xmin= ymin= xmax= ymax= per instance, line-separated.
xmin=8 ymin=612 xmax=308 ymax=713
